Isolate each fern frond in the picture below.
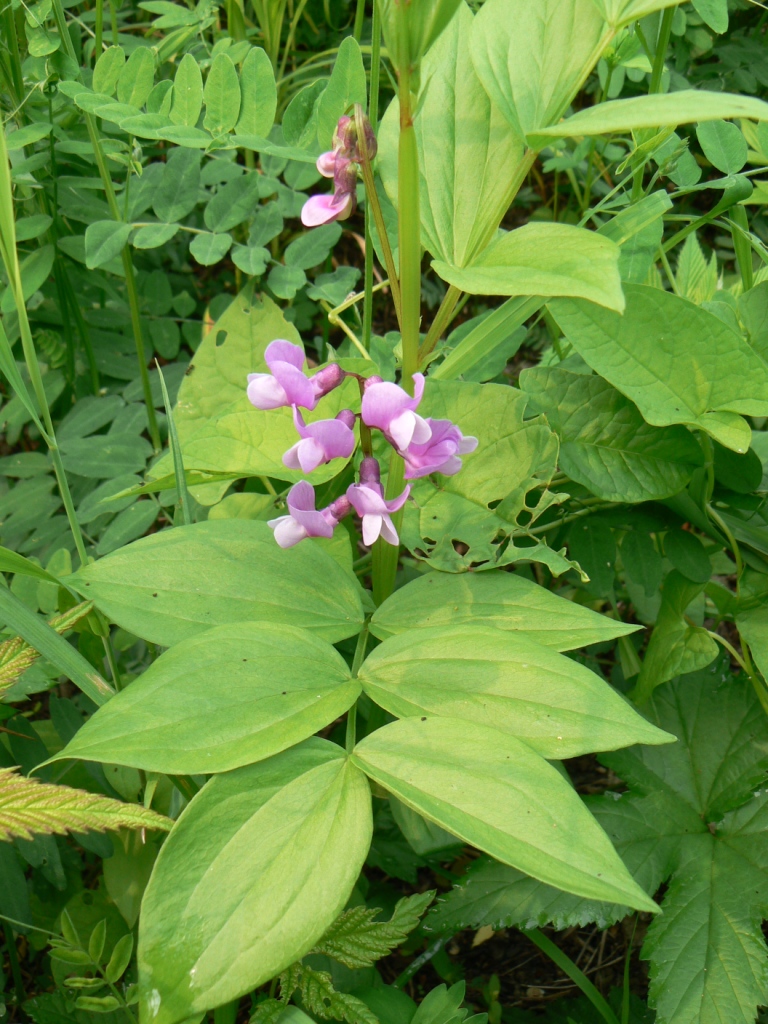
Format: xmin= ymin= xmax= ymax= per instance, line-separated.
xmin=249 ymin=999 xmax=285 ymax=1024
xmin=0 ymin=601 xmax=94 ymax=696
xmin=311 ymin=891 xmax=435 ymax=968
xmin=280 ymin=965 xmax=378 ymax=1024
xmin=0 ymin=767 xmax=172 ymax=841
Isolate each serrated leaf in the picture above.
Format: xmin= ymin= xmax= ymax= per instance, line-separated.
xmin=311 ymin=891 xmax=435 ymax=968
xmin=0 ymin=767 xmax=171 ymax=842
xmin=0 ymin=601 xmax=94 ymax=696
xmin=280 ymin=964 xmax=378 ymax=1024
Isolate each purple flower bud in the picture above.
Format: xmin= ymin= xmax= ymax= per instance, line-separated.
xmin=311 ymin=362 xmax=346 ymax=399
xmin=268 ymin=482 xmax=339 ymax=548
xmin=359 ymin=456 xmax=381 ymax=485
xmin=327 ymin=495 xmax=352 ymax=521
xmin=347 ymin=480 xmax=410 ymax=547
xmin=361 ymin=373 xmax=432 ymax=450
xmin=363 ymin=375 xmax=383 ymax=389
xmin=336 ymin=409 xmax=357 ymax=429
xmin=401 ymin=418 xmax=478 ymax=479
xmin=282 ymin=407 xmax=356 ymax=474
xmin=247 ymin=339 xmax=317 ymax=410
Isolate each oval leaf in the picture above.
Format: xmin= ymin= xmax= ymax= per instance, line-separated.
xmin=138 ymin=740 xmax=372 ymax=1024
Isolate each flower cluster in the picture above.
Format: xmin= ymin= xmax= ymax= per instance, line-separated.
xmin=301 ymin=115 xmax=377 ymax=228
xmin=247 ymin=340 xmax=477 ymax=549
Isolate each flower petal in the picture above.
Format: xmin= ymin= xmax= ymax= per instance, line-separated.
xmin=362 ymin=514 xmax=383 ymax=547
xmin=265 ymin=340 xmax=305 ymax=371
xmin=295 ymin=437 xmax=326 ymax=474
xmin=316 ymin=151 xmax=336 ymax=177
xmin=247 ymin=373 xmax=289 ymax=410
xmin=269 ymin=516 xmax=308 ymax=548
xmin=271 ymin=362 xmax=317 ymax=409
xmin=378 ymin=514 xmax=399 ymax=546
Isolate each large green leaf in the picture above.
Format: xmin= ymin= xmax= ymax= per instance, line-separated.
xmin=591 ymin=658 xmax=768 ymax=1024
xmin=433 ymin=223 xmax=623 ymax=311
xmin=529 ymin=91 xmax=768 ymax=147
xmin=149 ymin=290 xmax=361 ymax=484
xmin=520 ymin=366 xmax=704 ymax=502
xmin=46 ymin=623 xmax=358 ymax=774
xmin=352 ymin=717 xmax=658 ymax=911
xmin=589 ymin=0 xmax=687 ymax=27
xmin=549 ymin=285 xmax=768 ymax=453
xmin=64 ymin=520 xmax=364 ymax=646
xmin=139 ymin=740 xmax=372 ymax=1024
xmin=377 ymin=3 xmax=524 ymax=268
xmin=358 ymin=624 xmax=672 ymax=758
xmin=370 ymin=568 xmax=638 ymax=648
xmin=399 ymin=381 xmax=574 ymax=575
xmin=470 ymin=0 xmax=608 ymax=138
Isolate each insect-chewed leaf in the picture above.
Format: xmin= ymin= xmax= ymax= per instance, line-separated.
xmin=0 ymin=767 xmax=172 ymax=842
xmin=280 ymin=964 xmax=378 ymax=1024
xmin=311 ymin=891 xmax=435 ymax=968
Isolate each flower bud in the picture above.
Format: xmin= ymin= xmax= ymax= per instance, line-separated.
xmin=336 ymin=409 xmax=357 ymax=429
xmin=311 ymin=362 xmax=346 ymax=399
xmin=363 ymin=375 xmax=384 ymax=390
xmin=327 ymin=495 xmax=353 ymax=521
xmin=359 ymin=456 xmax=381 ymax=485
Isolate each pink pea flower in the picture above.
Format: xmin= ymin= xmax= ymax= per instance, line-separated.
xmin=301 ymin=155 xmax=358 ymax=228
xmin=402 ymin=418 xmax=478 ymax=479
xmin=247 ymin=341 xmax=344 ymax=411
xmin=282 ymin=409 xmax=356 ymax=474
xmin=346 ymin=457 xmax=410 ymax=547
xmin=268 ymin=482 xmax=351 ymax=548
xmin=361 ymin=372 xmax=432 ymax=450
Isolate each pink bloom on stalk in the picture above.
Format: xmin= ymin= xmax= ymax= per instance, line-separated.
xmin=347 ymin=459 xmax=411 ymax=547
xmin=402 ymin=418 xmax=478 ymax=479
xmin=301 ymin=191 xmax=355 ymax=227
xmin=268 ymin=482 xmax=350 ymax=548
xmin=361 ymin=373 xmax=432 ymax=450
xmin=247 ymin=341 xmax=344 ymax=411
xmin=282 ymin=408 xmax=356 ymax=474
xmin=316 ymin=151 xmax=337 ymax=177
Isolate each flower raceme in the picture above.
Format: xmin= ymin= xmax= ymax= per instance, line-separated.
xmin=301 ymin=113 xmax=378 ymax=228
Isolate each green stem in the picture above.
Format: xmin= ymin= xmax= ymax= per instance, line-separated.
xmin=632 ymin=8 xmax=674 ymax=201
xmin=356 ymin=136 xmax=401 ymax=324
xmin=3 ymin=923 xmax=25 ymax=1010
xmin=708 ymin=631 xmax=768 ymax=715
xmin=95 ymin=0 xmax=103 ymax=58
xmin=396 ymin=54 xmax=421 ymax=391
xmin=730 ymin=204 xmax=754 ymax=291
xmin=51 ymin=0 xmax=161 ymax=452
xmin=353 ymin=0 xmax=365 ymax=41
xmin=522 ymin=929 xmax=620 ymax=1024
xmin=362 ymin=1 xmax=381 ymax=350
xmin=109 ymin=0 xmax=118 ymax=44
xmin=419 ymin=284 xmax=461 ymax=365
xmin=345 ymin=625 xmax=370 ymax=753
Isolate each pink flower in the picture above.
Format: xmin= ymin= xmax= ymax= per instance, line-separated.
xmin=347 ymin=459 xmax=410 ymax=547
xmin=361 ymin=373 xmax=432 ymax=450
xmin=247 ymin=341 xmax=344 ymax=411
xmin=282 ymin=409 xmax=356 ymax=474
xmin=268 ymin=482 xmax=350 ymax=548
xmin=301 ymin=155 xmax=358 ymax=228
xmin=402 ymin=418 xmax=478 ymax=479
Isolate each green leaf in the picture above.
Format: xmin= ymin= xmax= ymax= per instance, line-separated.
xmin=377 ymin=0 xmax=461 ymax=73
xmin=631 ymin=572 xmax=718 ymax=703
xmin=621 ymin=532 xmax=662 ymax=598
xmin=691 ymin=0 xmax=728 ymax=33
xmin=138 ymin=740 xmax=372 ymax=1024
xmin=399 ymin=381 xmax=570 ymax=575
xmin=311 ymin=891 xmax=434 ymax=968
xmin=352 ymin=717 xmax=658 ymax=911
xmin=64 ymin=519 xmax=364 ymax=646
xmin=14 ymin=213 xmax=53 ymax=240
xmin=268 ymin=264 xmax=306 ymax=299
xmin=117 ymin=46 xmax=155 ymax=107
xmin=204 ymin=173 xmax=261 ymax=233
xmin=49 ymin=622 xmax=359 ymax=774
xmin=696 ymin=119 xmax=747 ymax=174
xmin=284 ymin=223 xmax=341 ymax=270
xmin=282 ymin=80 xmax=326 ymax=150
xmin=139 ymin=0 xmax=200 ymax=25
xmin=370 ymin=568 xmax=638 ymax=648
xmin=359 ymin=623 xmax=671 ymax=759
xmin=431 ymin=296 xmax=541 ymax=382
xmin=231 ymin=243 xmax=269 ymax=276
xmin=5 ymin=122 xmax=53 ymax=151
xmin=470 ymin=0 xmax=607 ymax=139
xmin=548 ymin=285 xmax=768 ymax=453
xmin=568 ymin=519 xmax=615 ymax=596
xmin=0 ymin=245 xmax=54 ymax=312
xmin=589 ymin=0 xmax=688 ymax=27
xmin=84 ymin=221 xmax=131 ymax=270
xmin=424 ymin=855 xmax=626 ymax=934
xmin=170 ymin=52 xmax=203 ymax=127
xmin=0 ymin=767 xmax=170 ymax=842
xmin=378 ymin=4 xmax=524 ymax=268
xmin=664 ymin=530 xmax=711 ymax=584
xmin=105 ymin=933 xmax=134 ymax=984
xmin=92 ymin=45 xmax=125 ymax=96
xmin=189 ymin=231 xmax=232 ymax=265
xmin=520 ymin=366 xmax=704 ymax=502
xmin=153 ymin=147 xmax=201 ymax=222
xmin=132 ymin=223 xmax=180 ymax=249
xmin=203 ymin=53 xmax=240 ymax=135
xmin=58 ymin=432 xmax=152 ymax=478
xmin=591 ymin=658 xmax=768 ymax=1024
xmin=235 ymin=47 xmax=276 ymax=137
xmin=674 ymin=233 xmax=717 ymax=305
xmin=316 ymin=36 xmax=367 ymax=150
xmin=0 ymin=585 xmax=113 ymax=706
xmin=433 ymin=223 xmax=623 ymax=311
xmin=280 ymin=965 xmax=377 ymax=1024
xmin=529 ymin=92 xmax=768 ymax=147
xmin=151 ymin=290 xmax=360 ymax=483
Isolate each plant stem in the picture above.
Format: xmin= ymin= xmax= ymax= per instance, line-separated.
xmin=51 ymin=0 xmax=161 ymax=452
xmin=346 ymin=625 xmax=370 ymax=753
xmin=730 ymin=204 xmax=754 ymax=291
xmin=356 ymin=129 xmax=401 ymax=323
xmin=3 ymin=923 xmax=25 ymax=1009
xmin=632 ymin=8 xmax=674 ymax=201
xmin=362 ymin=1 xmax=381 ymax=350
xmin=419 ymin=284 xmax=461 ymax=365
xmin=523 ymin=929 xmax=620 ymax=1024
xmin=95 ymin=0 xmax=104 ymax=58
xmin=353 ymin=0 xmax=365 ymax=41
xmin=396 ymin=58 xmax=421 ymax=392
